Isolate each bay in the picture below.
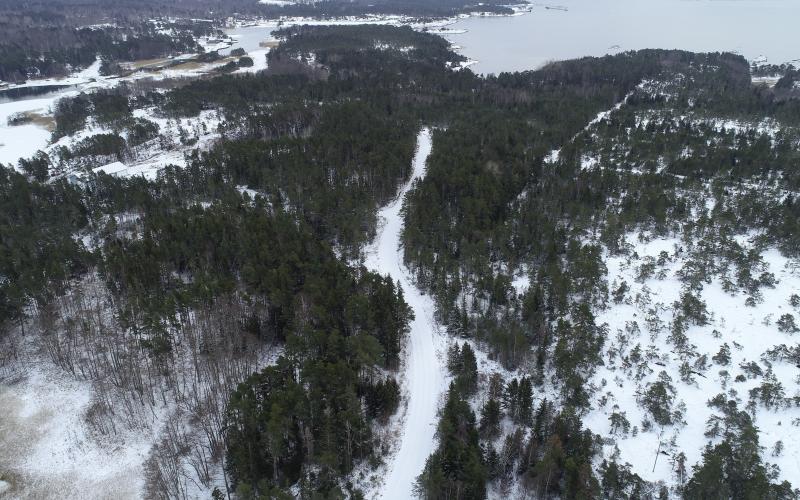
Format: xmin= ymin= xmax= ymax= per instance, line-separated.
xmin=445 ymin=0 xmax=800 ymax=74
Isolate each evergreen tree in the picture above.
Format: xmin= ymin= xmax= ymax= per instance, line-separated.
xmin=416 ymin=384 xmax=487 ymax=500
xmin=479 ymin=398 xmax=501 ymax=440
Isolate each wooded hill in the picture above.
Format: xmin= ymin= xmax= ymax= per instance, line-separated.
xmin=3 ymin=24 xmax=800 ymax=499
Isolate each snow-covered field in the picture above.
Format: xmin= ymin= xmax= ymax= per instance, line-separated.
xmin=0 ymin=95 xmax=57 ymax=167
xmin=113 ymin=107 xmax=223 ymax=179
xmin=363 ymin=128 xmax=449 ymax=500
xmin=0 ymin=41 xmax=252 ymax=171
xmin=14 ymin=105 xmax=225 ymax=182
xmin=0 ymin=61 xmax=107 ymax=166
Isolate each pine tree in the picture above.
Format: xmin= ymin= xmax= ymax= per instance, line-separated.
xmin=479 ymin=398 xmax=501 ymax=440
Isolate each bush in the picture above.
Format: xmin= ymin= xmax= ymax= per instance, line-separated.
xmin=638 ymin=372 xmax=676 ymax=426
xmin=777 ymin=313 xmax=799 ymax=334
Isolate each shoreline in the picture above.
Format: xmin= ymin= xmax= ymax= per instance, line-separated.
xmin=0 ymin=5 xmax=530 ymax=91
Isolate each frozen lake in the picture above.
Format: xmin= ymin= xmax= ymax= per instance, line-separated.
xmin=445 ymin=0 xmax=800 ymax=74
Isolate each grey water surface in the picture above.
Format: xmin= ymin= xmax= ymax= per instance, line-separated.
xmin=446 ymin=0 xmax=800 ymax=74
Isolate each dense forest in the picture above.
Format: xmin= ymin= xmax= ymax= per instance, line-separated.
xmin=2 ymin=149 xmax=414 ymax=498
xmin=0 ymin=25 xmax=467 ymax=498
xmin=3 ymin=22 xmax=800 ymax=499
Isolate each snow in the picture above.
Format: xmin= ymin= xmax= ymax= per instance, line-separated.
xmin=633 ymin=111 xmax=785 ymax=141
xmin=0 ymin=57 xmax=126 ymax=169
xmin=236 ymin=185 xmax=262 ymax=199
xmin=234 ymin=49 xmax=270 ymax=74
xmin=60 ymin=107 xmax=223 ymax=181
xmin=127 ymin=108 xmax=222 ymax=177
xmin=0 ymin=8 xmax=518 ymax=169
xmin=709 ymin=117 xmax=782 ymax=137
xmin=92 ymin=161 xmax=128 ymax=176
xmin=0 ymin=43 xmax=241 ymax=169
xmin=0 ymin=363 xmax=162 ymax=499
xmin=450 ymin=59 xmax=478 ymax=71
xmin=513 ymin=79 xmax=800 ymax=490
xmin=363 ymin=128 xmax=447 ymax=499
xmin=197 ymin=36 xmax=233 ymax=54
xmin=580 ymin=154 xmax=599 ymax=170
xmin=538 ymin=87 xmax=637 ymax=172
xmin=1 ymin=58 xmax=102 ymax=91
xmin=0 ymin=123 xmax=51 ymax=169
xmin=0 ymin=94 xmax=62 ymax=168
xmin=511 ymin=268 xmax=530 ymax=296
xmin=752 ymin=75 xmax=782 ymax=88
xmin=258 ymin=0 xmax=296 ymax=5
xmin=584 ymin=89 xmax=637 ymax=131
xmin=0 ymin=274 xmax=281 ymax=499
xmin=583 ymin=233 xmax=800 ymax=487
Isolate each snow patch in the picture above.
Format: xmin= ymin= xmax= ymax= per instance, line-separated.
xmin=92 ymin=161 xmax=128 ymax=176
xmin=0 ymin=364 xmax=161 ymax=499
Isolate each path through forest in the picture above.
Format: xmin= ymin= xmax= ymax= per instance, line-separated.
xmin=364 ymin=127 xmax=446 ymax=499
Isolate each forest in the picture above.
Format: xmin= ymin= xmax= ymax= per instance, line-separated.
xmin=3 ymin=22 xmax=800 ymax=500
xmin=0 ymin=20 xmax=210 ymax=82
xmin=400 ymin=46 xmax=800 ymax=500
xmin=0 ymin=0 xmax=517 ymax=82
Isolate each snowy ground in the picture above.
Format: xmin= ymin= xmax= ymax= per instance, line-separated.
xmin=0 ymin=61 xmax=106 ymax=167
xmin=495 ymin=83 xmax=800 ymax=494
xmin=0 ymin=270 xmax=280 ymax=499
xmin=582 ymin=232 xmax=800 ymax=487
xmin=0 ymin=62 xmax=123 ymax=169
xmin=555 ymin=83 xmax=800 ymax=489
xmin=0 ymin=49 xmax=240 ymax=171
xmin=0 ymin=95 xmax=58 ymax=167
xmin=0 ymin=341 xmax=167 ymax=499
xmin=363 ymin=128 xmax=449 ymax=500
xmin=23 ymin=106 xmax=224 ymax=182
xmin=0 ymin=331 xmax=276 ymax=499
xmin=121 ymin=107 xmax=223 ymax=179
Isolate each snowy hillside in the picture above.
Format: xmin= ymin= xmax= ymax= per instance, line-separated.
xmin=400 ymin=51 xmax=800 ymax=498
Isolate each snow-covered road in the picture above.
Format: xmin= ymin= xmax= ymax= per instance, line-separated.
xmin=364 ymin=127 xmax=446 ymax=499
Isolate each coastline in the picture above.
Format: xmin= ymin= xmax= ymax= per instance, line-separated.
xmin=1 ymin=4 xmax=529 ymax=91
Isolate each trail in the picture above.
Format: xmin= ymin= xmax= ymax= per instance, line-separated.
xmin=364 ymin=127 xmax=446 ymax=500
